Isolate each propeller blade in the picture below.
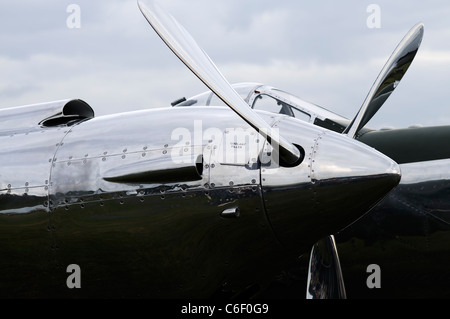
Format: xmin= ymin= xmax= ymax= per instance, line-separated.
xmin=343 ymin=22 xmax=424 ymax=138
xmin=306 ymin=235 xmax=346 ymax=299
xmin=137 ymin=0 xmax=301 ymax=166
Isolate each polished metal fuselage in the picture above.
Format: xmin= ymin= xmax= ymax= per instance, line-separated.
xmin=0 ymin=105 xmax=399 ymax=298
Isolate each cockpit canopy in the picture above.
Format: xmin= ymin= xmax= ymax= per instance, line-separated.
xmin=172 ymin=82 xmax=356 ymax=135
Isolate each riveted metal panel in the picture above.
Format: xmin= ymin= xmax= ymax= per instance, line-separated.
xmin=0 ymin=126 xmax=70 ymax=214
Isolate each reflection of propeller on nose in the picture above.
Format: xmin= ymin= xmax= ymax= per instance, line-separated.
xmin=343 ymin=22 xmax=424 ymax=138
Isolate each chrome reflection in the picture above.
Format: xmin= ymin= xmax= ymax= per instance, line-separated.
xmin=344 ymin=23 xmax=424 ymax=138
xmin=307 ymin=235 xmax=346 ymax=299
xmin=400 ymin=159 xmax=450 ymax=184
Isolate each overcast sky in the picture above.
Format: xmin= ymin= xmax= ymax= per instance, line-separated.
xmin=1 ymin=0 xmax=450 ymax=129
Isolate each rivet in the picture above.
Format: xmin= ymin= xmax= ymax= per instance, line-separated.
xmin=102 ymin=157 xmax=106 ymax=161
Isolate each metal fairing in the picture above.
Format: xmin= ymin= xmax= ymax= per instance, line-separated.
xmin=260 ymin=116 xmax=400 ymax=255
xmin=0 ymin=99 xmax=94 ymax=133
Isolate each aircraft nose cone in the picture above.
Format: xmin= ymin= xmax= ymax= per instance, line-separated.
xmin=309 ymin=132 xmax=401 ymax=233
xmin=312 ymin=132 xmax=401 ymax=185
xmin=262 ymin=130 xmax=401 ymax=253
